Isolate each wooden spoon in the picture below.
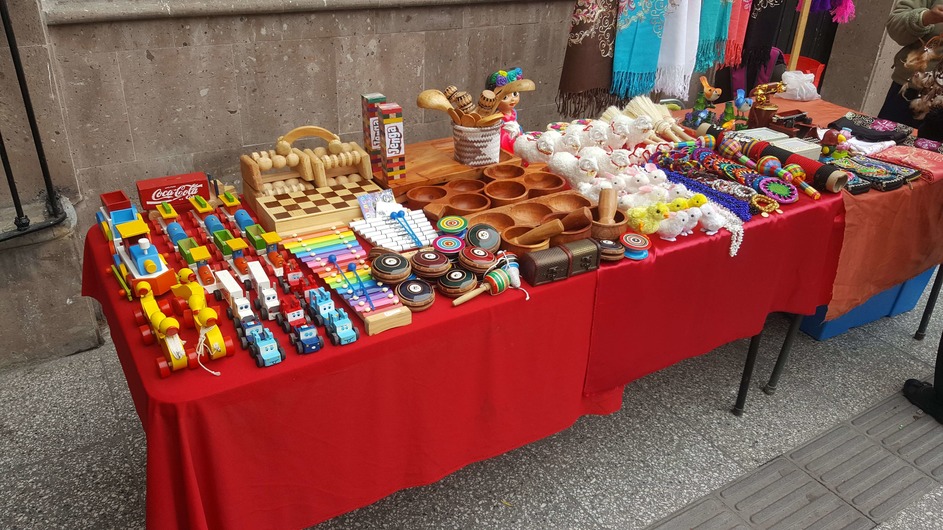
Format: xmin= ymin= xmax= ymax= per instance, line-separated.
xmin=560 ymin=207 xmax=592 ymax=231
xmin=476 ymin=112 xmax=504 ymax=127
xmin=597 ymin=188 xmax=618 ymax=225
xmin=460 ymin=114 xmax=477 ymax=127
xmin=447 ymin=108 xmax=461 ymax=125
xmin=417 ymin=89 xmax=454 ymax=113
xmin=513 ymin=219 xmax=564 ymax=246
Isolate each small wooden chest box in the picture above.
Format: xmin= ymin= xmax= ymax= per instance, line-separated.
xmin=520 ymin=239 xmax=601 ymax=286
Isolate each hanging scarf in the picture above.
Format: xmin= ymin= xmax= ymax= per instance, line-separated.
xmin=655 ymin=0 xmax=701 ymax=98
xmin=723 ymin=0 xmax=751 ymax=66
xmin=557 ymin=0 xmax=625 ymax=118
xmin=741 ymin=0 xmax=789 ymax=70
xmin=611 ymin=0 xmax=678 ymax=99
xmin=695 ymin=0 xmax=733 ymax=72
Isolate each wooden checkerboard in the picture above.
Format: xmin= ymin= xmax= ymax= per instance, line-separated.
xmin=252 ymin=181 xmax=382 ymax=235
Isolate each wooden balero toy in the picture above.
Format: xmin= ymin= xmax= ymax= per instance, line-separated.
xmin=240 ymin=126 xmax=382 ymax=234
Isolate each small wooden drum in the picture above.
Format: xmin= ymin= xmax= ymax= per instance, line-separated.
xmin=595 ymin=238 xmax=626 ymax=262
xmin=370 ymin=252 xmax=412 ymax=283
xmin=437 ymin=268 xmax=478 ymax=298
xmin=464 ymin=223 xmax=501 ymax=252
xmin=458 ymin=246 xmax=497 ymax=276
xmin=396 ymin=279 xmax=436 ymax=312
xmin=410 ymin=249 xmax=452 ymax=279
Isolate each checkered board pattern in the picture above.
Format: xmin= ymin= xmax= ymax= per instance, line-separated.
xmin=253 ymin=180 xmax=382 ymax=235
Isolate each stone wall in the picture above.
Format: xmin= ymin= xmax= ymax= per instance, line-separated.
xmin=0 ymin=0 xmax=572 ymax=366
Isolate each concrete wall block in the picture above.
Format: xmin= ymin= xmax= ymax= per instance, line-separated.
xmin=278 ymin=10 xmax=378 ymax=40
xmin=422 ymin=26 xmax=504 ymax=124
xmin=118 ymin=45 xmax=242 ymax=159
xmin=0 ymin=233 xmax=101 ymax=371
xmin=171 ymin=16 xmax=253 ymax=48
xmin=49 ymin=20 xmax=177 ymax=54
xmin=333 ymin=32 xmax=425 ymax=135
xmin=5 ymin=0 xmax=46 ymax=48
xmin=463 ymin=2 xmax=541 ymax=27
xmin=376 ymin=6 xmax=463 ymax=34
xmin=504 ymin=21 xmax=569 ymax=109
xmin=73 ymin=154 xmax=194 ymax=233
xmin=234 ymin=39 xmax=339 ymax=146
xmin=53 ymin=50 xmax=133 ymax=171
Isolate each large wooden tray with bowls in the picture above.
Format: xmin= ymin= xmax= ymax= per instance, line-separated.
xmin=384 ymin=138 xmax=521 ymax=198
xmin=404 ymin=162 xmax=568 ymax=222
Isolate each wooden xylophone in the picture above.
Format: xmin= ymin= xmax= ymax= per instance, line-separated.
xmin=282 ymin=225 xmax=412 ymax=335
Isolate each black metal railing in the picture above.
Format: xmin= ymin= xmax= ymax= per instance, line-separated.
xmin=0 ymin=0 xmax=65 ymax=243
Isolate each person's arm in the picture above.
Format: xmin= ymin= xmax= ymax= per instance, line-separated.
xmin=887 ymin=0 xmax=940 ymax=46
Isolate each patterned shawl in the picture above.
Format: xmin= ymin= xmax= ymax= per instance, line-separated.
xmin=695 ymin=0 xmax=733 ymax=72
xmin=611 ymin=0 xmax=678 ymax=99
xmin=723 ymin=0 xmax=751 ymax=66
xmin=557 ymin=0 xmax=624 ymax=118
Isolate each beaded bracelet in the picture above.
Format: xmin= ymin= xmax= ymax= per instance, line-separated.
xmin=750 ymin=194 xmax=782 ymax=217
xmin=661 ymin=167 xmax=753 ymax=222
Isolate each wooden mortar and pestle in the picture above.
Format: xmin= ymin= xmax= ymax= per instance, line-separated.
xmin=590 ymin=188 xmax=628 ymax=240
xmin=545 ymin=207 xmax=593 ymax=246
xmin=501 ymin=219 xmax=564 ymax=255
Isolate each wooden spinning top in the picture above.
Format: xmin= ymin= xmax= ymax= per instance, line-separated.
xmin=595 ymin=238 xmax=626 ymax=262
xmin=458 ymin=246 xmax=497 ymax=276
xmin=620 ymin=232 xmax=652 ymax=261
xmin=410 ymin=250 xmax=452 ymax=279
xmin=370 ymin=252 xmax=412 ymax=284
xmin=437 ymin=268 xmax=478 ymax=298
xmin=396 ymin=279 xmax=436 ymax=312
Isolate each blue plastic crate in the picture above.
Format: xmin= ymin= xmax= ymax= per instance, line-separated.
xmin=801 ymin=266 xmax=938 ymax=341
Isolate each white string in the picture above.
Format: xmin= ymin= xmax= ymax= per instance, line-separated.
xmin=194 ymin=326 xmax=222 ymax=377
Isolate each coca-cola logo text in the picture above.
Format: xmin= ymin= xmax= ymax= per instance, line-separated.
xmin=148 ymin=184 xmax=203 ymax=203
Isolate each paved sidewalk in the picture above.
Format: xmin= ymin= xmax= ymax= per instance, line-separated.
xmin=1 ymin=295 xmax=942 ymax=529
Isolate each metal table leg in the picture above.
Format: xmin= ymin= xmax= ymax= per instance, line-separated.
xmin=732 ymin=330 xmax=763 ymax=417
xmin=763 ymin=313 xmax=802 ymax=395
xmin=915 ymin=266 xmax=943 ymax=340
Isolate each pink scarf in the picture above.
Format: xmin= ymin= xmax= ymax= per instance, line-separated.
xmin=723 ymin=0 xmax=750 ymax=67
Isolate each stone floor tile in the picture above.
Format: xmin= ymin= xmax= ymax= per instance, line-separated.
xmin=877 ymin=486 xmax=943 ymax=530
xmin=314 ymin=446 xmax=600 ymax=530
xmin=0 ymin=352 xmax=118 ymax=470
xmin=0 ymin=439 xmax=145 ymax=530
xmin=524 ymin=385 xmax=744 ymax=529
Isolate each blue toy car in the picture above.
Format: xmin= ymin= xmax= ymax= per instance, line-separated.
xmin=245 ymin=325 xmax=285 ymax=367
xmin=290 ymin=324 xmax=325 ymax=354
xmin=324 ymin=309 xmax=359 ymax=346
xmin=304 ymin=287 xmax=335 ymax=327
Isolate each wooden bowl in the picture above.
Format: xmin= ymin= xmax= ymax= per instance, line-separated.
xmin=546 ymin=193 xmax=592 ymax=212
xmin=589 ymin=206 xmax=628 ymax=241
xmin=446 ymin=178 xmax=485 ymax=193
xmin=406 ymin=185 xmax=448 ymax=210
xmin=523 ymin=171 xmax=567 ymax=197
xmin=501 ymin=225 xmax=550 ymax=255
xmin=470 ymin=212 xmax=515 ymax=231
xmin=483 ymin=163 xmax=526 ymax=180
xmin=508 ymin=202 xmax=553 ymax=226
xmin=484 ymin=180 xmax=528 ymax=207
xmin=541 ymin=212 xmax=592 ymax=246
xmin=445 ymin=193 xmax=491 ymax=216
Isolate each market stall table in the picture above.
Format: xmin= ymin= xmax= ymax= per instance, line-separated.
xmin=82 ymin=226 xmax=621 ymax=530
xmin=583 ymin=190 xmax=846 ymax=398
xmin=755 ymin=99 xmax=943 ymax=394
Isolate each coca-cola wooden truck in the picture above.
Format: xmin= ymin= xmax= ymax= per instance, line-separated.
xmin=136 ymin=172 xmax=211 ymax=212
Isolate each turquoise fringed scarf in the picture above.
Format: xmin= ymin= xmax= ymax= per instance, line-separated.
xmin=694 ymin=0 xmax=733 ymax=72
xmin=611 ymin=1 xmax=675 ymax=99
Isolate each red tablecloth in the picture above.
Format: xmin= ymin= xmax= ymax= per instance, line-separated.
xmin=82 ymin=227 xmax=621 ymax=530
xmin=584 ymin=192 xmax=845 ymax=394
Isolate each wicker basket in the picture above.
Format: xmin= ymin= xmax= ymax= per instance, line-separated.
xmin=452 ymin=123 xmax=501 ymax=166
